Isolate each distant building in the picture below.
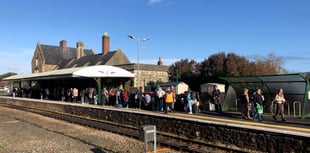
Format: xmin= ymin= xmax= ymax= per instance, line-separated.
xmin=0 ymin=81 xmax=9 ymax=87
xmin=157 ymin=81 xmax=189 ymax=94
xmin=200 ymin=83 xmax=225 ymax=109
xmin=200 ymin=83 xmax=225 ymax=95
xmin=31 ymin=32 xmax=169 ymax=87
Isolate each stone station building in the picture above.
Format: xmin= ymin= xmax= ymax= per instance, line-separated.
xmin=31 ymin=32 xmax=169 ymax=89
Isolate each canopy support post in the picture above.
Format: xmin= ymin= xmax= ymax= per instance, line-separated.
xmin=97 ymin=78 xmax=101 ymax=105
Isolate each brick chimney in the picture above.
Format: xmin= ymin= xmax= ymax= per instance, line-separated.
xmin=102 ymin=32 xmax=110 ymax=55
xmin=76 ymin=41 xmax=84 ymax=59
xmin=60 ymin=40 xmax=67 ymax=52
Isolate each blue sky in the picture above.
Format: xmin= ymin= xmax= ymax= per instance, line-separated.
xmin=0 ymin=0 xmax=309 ymax=74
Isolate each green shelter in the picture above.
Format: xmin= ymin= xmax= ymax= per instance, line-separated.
xmin=220 ymin=73 xmax=310 ymax=119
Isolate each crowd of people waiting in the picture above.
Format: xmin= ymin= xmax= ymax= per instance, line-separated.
xmin=10 ymin=85 xmax=202 ymax=114
xmin=7 ymin=84 xmax=289 ymax=121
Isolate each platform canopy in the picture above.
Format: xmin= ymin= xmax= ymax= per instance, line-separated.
xmin=3 ymin=65 xmax=135 ymax=81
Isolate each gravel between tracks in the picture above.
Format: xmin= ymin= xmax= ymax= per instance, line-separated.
xmin=0 ymin=106 xmax=179 ymax=153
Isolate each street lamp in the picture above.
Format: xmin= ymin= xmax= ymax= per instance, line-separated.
xmin=128 ymin=35 xmax=149 ymax=87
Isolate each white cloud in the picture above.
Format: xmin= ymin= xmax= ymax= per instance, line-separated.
xmin=147 ymin=0 xmax=175 ymax=6
xmin=148 ymin=0 xmax=164 ymax=5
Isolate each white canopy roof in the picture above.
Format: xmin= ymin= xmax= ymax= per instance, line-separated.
xmin=3 ymin=65 xmax=135 ymax=81
xmin=73 ymin=65 xmax=135 ymax=78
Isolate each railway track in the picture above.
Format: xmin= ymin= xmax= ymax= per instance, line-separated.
xmin=0 ymin=103 xmax=251 ymax=153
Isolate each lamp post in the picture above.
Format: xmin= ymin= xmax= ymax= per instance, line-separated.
xmin=128 ymin=35 xmax=149 ymax=88
xmin=176 ymin=69 xmax=178 ymax=96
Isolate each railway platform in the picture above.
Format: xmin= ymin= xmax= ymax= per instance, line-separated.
xmin=1 ymin=96 xmax=309 ymax=153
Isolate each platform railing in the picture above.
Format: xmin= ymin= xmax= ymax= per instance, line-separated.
xmin=235 ymin=99 xmax=239 ymax=112
xmin=286 ymin=103 xmax=290 ymax=116
xmin=293 ymin=101 xmax=301 ymax=118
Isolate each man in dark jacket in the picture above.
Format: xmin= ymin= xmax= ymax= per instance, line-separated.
xmin=212 ymin=85 xmax=221 ymax=113
xmin=135 ymin=86 xmax=144 ymax=109
xmin=252 ymin=88 xmax=264 ymax=122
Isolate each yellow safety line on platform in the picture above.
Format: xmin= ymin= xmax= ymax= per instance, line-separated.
xmin=171 ymin=113 xmax=310 ymax=133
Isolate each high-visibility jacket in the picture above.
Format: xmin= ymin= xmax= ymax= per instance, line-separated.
xmin=165 ymin=92 xmax=174 ymax=103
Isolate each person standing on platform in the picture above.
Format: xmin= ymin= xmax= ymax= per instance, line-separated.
xmin=156 ymin=87 xmax=165 ymax=112
xmin=170 ymin=86 xmax=176 ymax=111
xmin=187 ymin=91 xmax=194 ymax=114
xmin=67 ymin=88 xmax=73 ymax=102
xmin=102 ymin=87 xmax=109 ymax=105
xmin=135 ymin=86 xmax=144 ymax=109
xmin=12 ymin=88 xmax=16 ymax=98
xmin=144 ymin=92 xmax=151 ymax=109
xmin=115 ymin=89 xmax=121 ymax=105
xmin=122 ymin=89 xmax=129 ymax=108
xmin=61 ymin=88 xmax=65 ymax=101
xmin=72 ymin=88 xmax=79 ymax=103
xmin=252 ymin=88 xmax=264 ymax=122
xmin=193 ymin=92 xmax=201 ymax=113
xmin=84 ymin=88 xmax=90 ymax=104
xmin=273 ymin=88 xmax=287 ymax=122
xmin=80 ymin=89 xmax=85 ymax=104
xmin=109 ymin=87 xmax=115 ymax=106
xmin=212 ymin=85 xmax=222 ymax=113
xmin=89 ymin=87 xmax=95 ymax=104
xmin=45 ymin=88 xmax=50 ymax=100
xmin=240 ymin=88 xmax=250 ymax=120
xmin=165 ymin=88 xmax=175 ymax=114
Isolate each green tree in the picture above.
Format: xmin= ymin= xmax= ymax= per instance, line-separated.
xmin=254 ymin=53 xmax=287 ymax=75
xmin=168 ymin=59 xmax=201 ymax=91
xmin=0 ymin=72 xmax=17 ymax=80
xmin=208 ymin=52 xmax=226 ymax=78
xmin=199 ymin=52 xmax=226 ymax=83
xmin=169 ymin=52 xmax=287 ymax=91
xmin=226 ymin=53 xmax=252 ymax=76
xmin=169 ymin=59 xmax=199 ymax=80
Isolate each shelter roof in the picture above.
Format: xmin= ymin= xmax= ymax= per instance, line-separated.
xmin=3 ymin=65 xmax=135 ymax=81
xmin=220 ymin=73 xmax=308 ymax=95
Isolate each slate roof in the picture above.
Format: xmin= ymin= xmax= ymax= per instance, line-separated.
xmin=38 ymin=43 xmax=166 ymax=72
xmin=57 ymin=50 xmax=131 ymax=69
xmin=40 ymin=44 xmax=93 ymax=65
